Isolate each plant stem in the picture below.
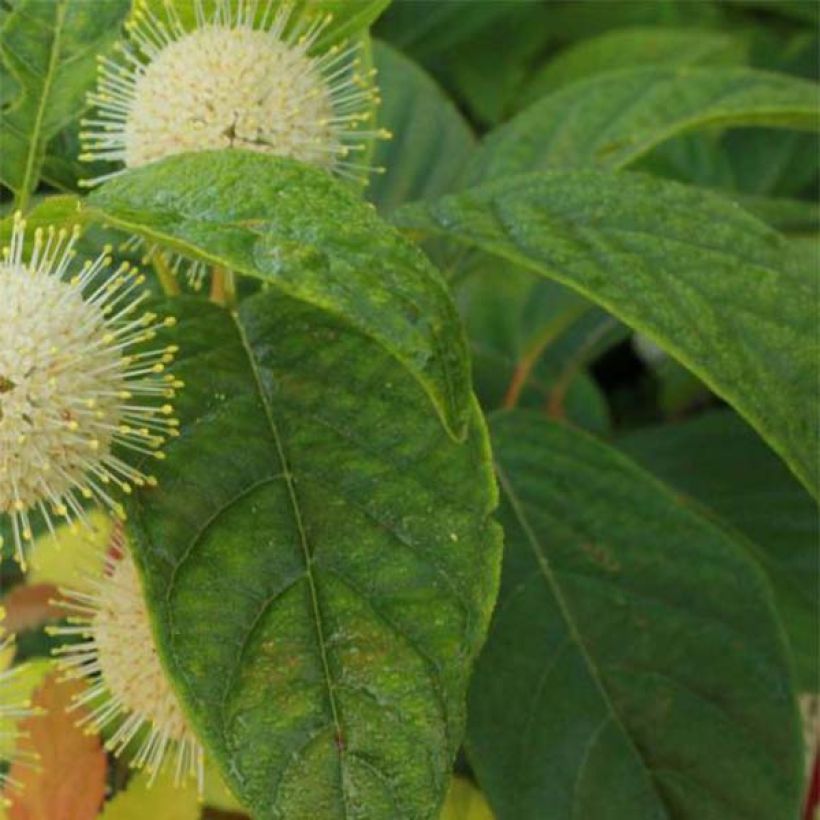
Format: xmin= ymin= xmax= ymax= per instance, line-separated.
xmin=152 ymin=253 xmax=182 ymax=297
xmin=210 ymin=267 xmax=237 ymax=308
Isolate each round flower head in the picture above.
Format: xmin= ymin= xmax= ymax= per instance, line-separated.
xmin=50 ymin=530 xmax=203 ymax=791
xmin=0 ymin=612 xmax=35 ymax=803
xmin=80 ymin=0 xmax=389 ymax=290
xmin=0 ymin=213 xmax=180 ymax=568
xmin=82 ymin=0 xmax=387 ymax=181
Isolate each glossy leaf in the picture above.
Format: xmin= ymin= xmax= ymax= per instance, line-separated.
xmin=619 ymin=410 xmax=819 ymax=689
xmin=125 ymin=295 xmax=501 ymax=819
xmin=468 ymin=67 xmax=820 ymax=182
xmin=469 ymin=411 xmax=803 ymax=819
xmin=87 ymin=151 xmax=472 ymax=440
xmin=369 ymin=41 xmax=476 ymax=214
xmin=0 ymin=0 xmax=130 ymax=207
xmin=395 ymin=170 xmax=819 ymax=497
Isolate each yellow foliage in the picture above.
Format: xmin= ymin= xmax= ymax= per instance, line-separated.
xmin=27 ymin=512 xmax=113 ymax=591
xmin=99 ymin=768 xmax=199 ymax=820
xmin=440 ymin=777 xmax=495 ymax=820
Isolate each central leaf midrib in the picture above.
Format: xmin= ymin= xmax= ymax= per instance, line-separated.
xmin=232 ymin=312 xmax=348 ymax=813
xmin=495 ymin=461 xmax=669 ymax=818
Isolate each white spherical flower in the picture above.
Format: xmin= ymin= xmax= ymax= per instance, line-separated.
xmin=50 ymin=529 xmax=203 ymax=791
xmin=0 ymin=213 xmax=180 ymax=567
xmin=81 ymin=0 xmax=389 ymax=290
xmin=82 ymin=0 xmax=387 ymax=182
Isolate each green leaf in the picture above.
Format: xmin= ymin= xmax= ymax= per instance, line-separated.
xmin=394 ymin=170 xmax=820 ymax=497
xmin=0 ymin=194 xmax=82 ymax=244
xmin=127 ymin=295 xmax=501 ymax=819
xmin=468 ymin=67 xmax=820 ymax=182
xmin=724 ymin=0 xmax=820 ymax=25
xmin=0 ymin=0 xmax=130 ymax=207
xmin=308 ymin=0 xmax=390 ymax=50
xmin=731 ymin=192 xmax=819 ymax=234
xmin=443 ymin=4 xmax=552 ymax=127
xmin=469 ymin=410 xmax=803 ymax=819
xmin=86 ymin=150 xmax=472 ymax=440
xmin=538 ymin=0 xmax=725 ymax=42
xmin=368 ymin=41 xmax=476 ymax=214
xmin=138 ymin=0 xmax=386 ymax=49
xmin=375 ymin=1 xmax=513 ymax=61
xmin=618 ymin=410 xmax=819 ymax=689
xmin=519 ymin=26 xmax=747 ymax=105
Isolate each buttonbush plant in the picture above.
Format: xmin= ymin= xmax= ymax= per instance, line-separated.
xmin=0 ymin=1 xmax=818 ymax=819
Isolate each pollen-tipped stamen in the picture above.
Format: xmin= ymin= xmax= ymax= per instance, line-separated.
xmin=0 ymin=214 xmax=179 ymax=568
xmin=48 ymin=529 xmax=204 ymax=792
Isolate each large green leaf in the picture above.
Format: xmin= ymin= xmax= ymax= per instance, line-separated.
xmin=368 ymin=41 xmax=476 ymax=214
xmin=468 ymin=67 xmax=820 ymax=182
xmin=538 ymin=0 xmax=725 ymax=41
xmin=126 ymin=295 xmax=500 ymax=818
xmin=519 ymin=26 xmax=746 ymax=105
xmin=618 ymin=410 xmax=819 ymax=689
xmin=395 ymin=170 xmax=819 ymax=497
xmin=441 ymin=4 xmax=552 ymax=127
xmin=0 ymin=0 xmax=130 ymax=207
xmin=469 ymin=411 xmax=802 ymax=819
xmin=87 ymin=151 xmax=472 ymax=440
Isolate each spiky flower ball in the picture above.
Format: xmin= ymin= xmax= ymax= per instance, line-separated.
xmin=0 ymin=611 xmax=35 ymax=803
xmin=50 ymin=531 xmax=203 ymax=790
xmin=0 ymin=214 xmax=180 ymax=567
xmin=82 ymin=0 xmax=387 ymax=182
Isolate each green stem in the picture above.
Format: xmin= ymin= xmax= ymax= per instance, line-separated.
xmin=152 ymin=253 xmax=182 ymax=297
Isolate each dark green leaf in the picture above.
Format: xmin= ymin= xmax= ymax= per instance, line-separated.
xmin=468 ymin=67 xmax=820 ymax=182
xmin=127 ymin=295 xmax=501 ymax=819
xmin=395 ymin=169 xmax=820 ymax=497
xmin=375 ymin=0 xmax=513 ymax=61
xmin=368 ymin=41 xmax=476 ymax=214
xmin=309 ymin=0 xmax=390 ymax=50
xmin=469 ymin=410 xmax=802 ymax=819
xmin=540 ymin=0 xmax=725 ymax=41
xmin=442 ymin=4 xmax=552 ymax=127
xmin=732 ymin=192 xmax=819 ymax=234
xmin=87 ymin=151 xmax=472 ymax=440
xmin=519 ymin=26 xmax=747 ymax=105
xmin=0 ymin=0 xmax=130 ymax=206
xmin=618 ymin=410 xmax=819 ymax=689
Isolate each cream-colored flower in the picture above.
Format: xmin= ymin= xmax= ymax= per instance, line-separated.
xmin=0 ymin=213 xmax=180 ymax=567
xmin=80 ymin=0 xmax=388 ymax=290
xmin=50 ymin=530 xmax=203 ymax=791
xmin=83 ymin=0 xmax=385 ymax=176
